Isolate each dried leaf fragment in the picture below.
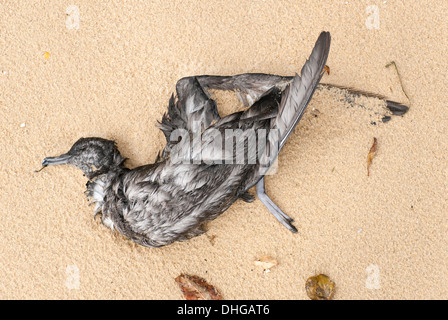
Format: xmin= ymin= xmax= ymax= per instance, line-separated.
xmin=305 ymin=274 xmax=335 ymax=300
xmin=207 ymin=234 xmax=217 ymax=246
xmin=254 ymin=255 xmax=278 ymax=270
xmin=175 ymin=274 xmax=222 ymax=300
xmin=367 ymin=137 xmax=378 ymax=176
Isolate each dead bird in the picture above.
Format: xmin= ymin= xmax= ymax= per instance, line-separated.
xmin=39 ymin=32 xmax=408 ymax=247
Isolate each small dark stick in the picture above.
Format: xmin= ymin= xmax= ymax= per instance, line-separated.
xmin=386 ymin=61 xmax=410 ymax=104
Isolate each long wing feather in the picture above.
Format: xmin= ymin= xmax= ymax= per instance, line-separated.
xmin=274 ymin=31 xmax=331 ymax=150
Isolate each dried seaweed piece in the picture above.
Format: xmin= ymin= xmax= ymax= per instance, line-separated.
xmin=254 ymin=255 xmax=278 ymax=270
xmin=305 ymin=274 xmax=335 ymax=300
xmin=175 ymin=274 xmax=223 ymax=300
xmin=367 ymin=137 xmax=378 ymax=176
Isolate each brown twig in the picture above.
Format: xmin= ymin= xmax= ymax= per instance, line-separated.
xmin=385 ymin=61 xmax=410 ymax=103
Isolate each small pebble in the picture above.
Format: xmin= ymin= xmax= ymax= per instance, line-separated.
xmin=305 ymin=274 xmax=335 ymax=300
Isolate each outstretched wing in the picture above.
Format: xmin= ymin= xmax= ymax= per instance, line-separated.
xmin=246 ymin=31 xmax=331 ymax=188
xmin=158 ymin=77 xmax=221 ymax=158
xmin=274 ymin=31 xmax=331 ymax=150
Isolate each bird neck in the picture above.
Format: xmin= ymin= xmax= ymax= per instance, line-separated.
xmin=82 ymin=148 xmax=127 ymax=180
xmin=85 ymin=148 xmax=127 ymax=205
xmin=86 ymin=165 xmax=126 ymax=224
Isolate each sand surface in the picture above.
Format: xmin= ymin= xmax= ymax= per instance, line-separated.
xmin=0 ymin=0 xmax=447 ymax=299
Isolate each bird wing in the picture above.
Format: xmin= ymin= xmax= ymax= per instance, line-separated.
xmin=274 ymin=31 xmax=331 ymax=150
xmin=254 ymin=31 xmax=331 ymax=178
xmin=158 ymin=77 xmax=221 ymax=159
xmin=196 ymin=73 xmax=291 ymax=107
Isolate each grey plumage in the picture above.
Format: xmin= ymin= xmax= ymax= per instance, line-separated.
xmin=40 ymin=31 xmax=408 ymax=247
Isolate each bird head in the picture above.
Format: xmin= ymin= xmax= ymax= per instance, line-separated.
xmin=40 ymin=137 xmax=126 ymax=179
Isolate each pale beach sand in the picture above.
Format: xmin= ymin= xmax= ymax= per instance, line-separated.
xmin=0 ymin=0 xmax=447 ymax=299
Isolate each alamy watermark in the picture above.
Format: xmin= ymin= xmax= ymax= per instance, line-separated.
xmin=66 ymin=5 xmax=80 ymax=30
xmin=366 ymin=5 xmax=380 ymax=30
xmin=365 ymin=264 xmax=381 ymax=290
xmin=65 ymin=264 xmax=80 ymax=290
xmin=168 ymin=122 xmax=281 ymax=175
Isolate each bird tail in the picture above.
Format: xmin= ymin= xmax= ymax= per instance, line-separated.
xmin=258 ymin=31 xmax=331 ymax=174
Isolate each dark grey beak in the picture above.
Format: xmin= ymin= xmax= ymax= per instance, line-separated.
xmin=42 ymin=153 xmax=72 ymax=167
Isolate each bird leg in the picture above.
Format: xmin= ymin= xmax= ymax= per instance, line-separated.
xmin=256 ymin=177 xmax=298 ymax=233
